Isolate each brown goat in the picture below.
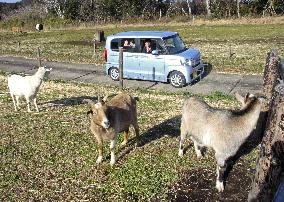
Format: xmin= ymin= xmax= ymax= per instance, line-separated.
xmin=12 ymin=27 xmax=23 ymax=33
xmin=84 ymin=93 xmax=139 ymax=165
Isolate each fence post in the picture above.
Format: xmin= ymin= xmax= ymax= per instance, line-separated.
xmin=37 ymin=47 xmax=42 ymax=67
xmin=119 ymin=47 xmax=123 ymax=91
xmin=16 ymin=41 xmax=21 ymax=52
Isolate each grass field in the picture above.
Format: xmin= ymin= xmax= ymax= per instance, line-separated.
xmin=0 ymin=74 xmax=259 ymax=201
xmin=0 ymin=19 xmax=283 ymax=75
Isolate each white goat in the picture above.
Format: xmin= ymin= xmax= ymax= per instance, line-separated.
xmin=8 ymin=66 xmax=52 ymax=112
xmin=178 ymin=93 xmax=263 ymax=192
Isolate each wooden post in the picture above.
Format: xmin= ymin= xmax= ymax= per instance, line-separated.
xmin=16 ymin=41 xmax=20 ymax=52
xmin=95 ymin=30 xmax=105 ymax=42
xmin=119 ymin=47 xmax=123 ymax=91
xmin=37 ymin=47 xmax=42 ymax=67
xmin=248 ymin=50 xmax=283 ymax=201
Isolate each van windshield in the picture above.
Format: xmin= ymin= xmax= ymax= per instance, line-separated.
xmin=163 ymin=34 xmax=186 ymax=54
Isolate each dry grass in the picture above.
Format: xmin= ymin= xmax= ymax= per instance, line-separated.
xmin=38 ymin=16 xmax=284 ymax=31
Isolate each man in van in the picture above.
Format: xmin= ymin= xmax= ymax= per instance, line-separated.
xmin=142 ymin=40 xmax=152 ymax=53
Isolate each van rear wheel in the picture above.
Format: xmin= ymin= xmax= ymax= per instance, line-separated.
xmin=169 ymin=71 xmax=185 ymax=88
xmin=109 ymin=68 xmax=119 ymax=81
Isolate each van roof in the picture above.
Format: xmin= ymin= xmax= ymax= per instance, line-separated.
xmin=108 ymin=31 xmax=177 ymax=39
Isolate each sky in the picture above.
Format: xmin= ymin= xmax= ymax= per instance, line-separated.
xmin=0 ymin=0 xmax=21 ymax=3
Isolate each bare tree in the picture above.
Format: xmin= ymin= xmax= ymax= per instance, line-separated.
xmin=43 ymin=0 xmax=66 ymax=18
xmin=205 ymin=0 xmax=211 ymax=17
xmin=263 ymin=0 xmax=277 ymax=16
xmin=186 ymin=0 xmax=192 ymax=15
xmin=237 ymin=0 xmax=240 ymax=18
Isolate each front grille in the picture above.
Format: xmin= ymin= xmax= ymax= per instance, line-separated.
xmin=191 ymin=58 xmax=201 ymax=67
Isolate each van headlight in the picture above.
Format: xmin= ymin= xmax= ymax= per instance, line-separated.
xmin=180 ymin=59 xmax=191 ymax=66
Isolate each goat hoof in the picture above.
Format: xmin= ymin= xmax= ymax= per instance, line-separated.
xmin=96 ymin=156 xmax=103 ymax=164
xmin=216 ymin=181 xmax=224 ymax=192
xmin=196 ymin=153 xmax=202 ymax=159
xmin=110 ymin=159 xmax=116 ymax=165
xmin=178 ymin=149 xmax=184 ymax=157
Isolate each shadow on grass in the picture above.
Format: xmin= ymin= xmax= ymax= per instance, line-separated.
xmin=138 ymin=115 xmax=181 ymax=147
xmin=41 ymin=96 xmax=98 ymax=108
xmin=99 ymin=115 xmax=182 ymax=164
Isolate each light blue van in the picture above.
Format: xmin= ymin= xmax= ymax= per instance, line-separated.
xmin=104 ymin=31 xmax=204 ymax=88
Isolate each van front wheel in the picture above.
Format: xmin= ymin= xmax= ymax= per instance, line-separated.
xmin=169 ymin=71 xmax=185 ymax=88
xmin=109 ymin=68 xmax=119 ymax=81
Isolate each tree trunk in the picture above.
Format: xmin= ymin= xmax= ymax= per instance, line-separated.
xmin=237 ymin=0 xmax=240 ymax=18
xmin=263 ymin=49 xmax=281 ymax=109
xmin=205 ymin=0 xmax=211 ymax=17
xmin=187 ymin=0 xmax=192 ymax=16
xmin=248 ymin=50 xmax=283 ymax=201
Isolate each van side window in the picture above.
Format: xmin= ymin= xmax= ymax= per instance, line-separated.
xmin=141 ymin=39 xmax=156 ymax=54
xmin=110 ymin=38 xmax=119 ymax=51
xmin=122 ymin=38 xmax=136 ymax=53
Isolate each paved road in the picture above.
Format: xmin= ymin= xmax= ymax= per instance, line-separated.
xmin=0 ymin=56 xmax=263 ymax=95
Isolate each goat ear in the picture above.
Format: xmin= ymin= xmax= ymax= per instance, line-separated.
xmin=87 ymin=110 xmax=93 ymax=117
xmin=244 ymin=93 xmax=250 ymax=103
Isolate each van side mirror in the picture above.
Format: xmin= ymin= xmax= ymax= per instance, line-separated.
xmin=151 ymin=50 xmax=159 ymax=55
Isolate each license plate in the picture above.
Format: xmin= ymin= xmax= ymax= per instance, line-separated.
xmin=193 ymin=70 xmax=198 ymax=78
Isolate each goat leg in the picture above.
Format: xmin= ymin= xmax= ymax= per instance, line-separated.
xmin=179 ymin=124 xmax=187 ymax=157
xmin=33 ymin=98 xmax=39 ymax=112
xmin=133 ymin=123 xmax=140 ymax=147
xmin=110 ymin=138 xmax=117 ymax=165
xmin=25 ymin=97 xmax=32 ymax=112
xmin=193 ymin=140 xmax=203 ymax=158
xmin=96 ymin=139 xmax=103 ymax=164
xmin=121 ymin=129 xmax=129 ymax=146
xmin=15 ymin=96 xmax=20 ymax=110
xmin=216 ymin=163 xmax=227 ymax=192
xmin=11 ymin=94 xmax=18 ymax=111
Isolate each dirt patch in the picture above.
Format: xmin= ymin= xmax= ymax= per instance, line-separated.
xmin=166 ymin=160 xmax=253 ymax=202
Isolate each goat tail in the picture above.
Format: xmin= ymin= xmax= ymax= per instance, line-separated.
xmin=133 ymin=96 xmax=139 ymax=101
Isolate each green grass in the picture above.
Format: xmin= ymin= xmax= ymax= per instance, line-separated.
xmin=0 ymin=22 xmax=283 ymax=74
xmin=0 ymin=75 xmax=258 ymax=201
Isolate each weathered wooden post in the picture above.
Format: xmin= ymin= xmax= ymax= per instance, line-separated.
xmin=16 ymin=41 xmax=21 ymax=52
xmin=248 ymin=50 xmax=283 ymax=201
xmin=119 ymin=47 xmax=124 ymax=91
xmin=37 ymin=47 xmax=42 ymax=67
xmin=95 ymin=30 xmax=104 ymax=42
